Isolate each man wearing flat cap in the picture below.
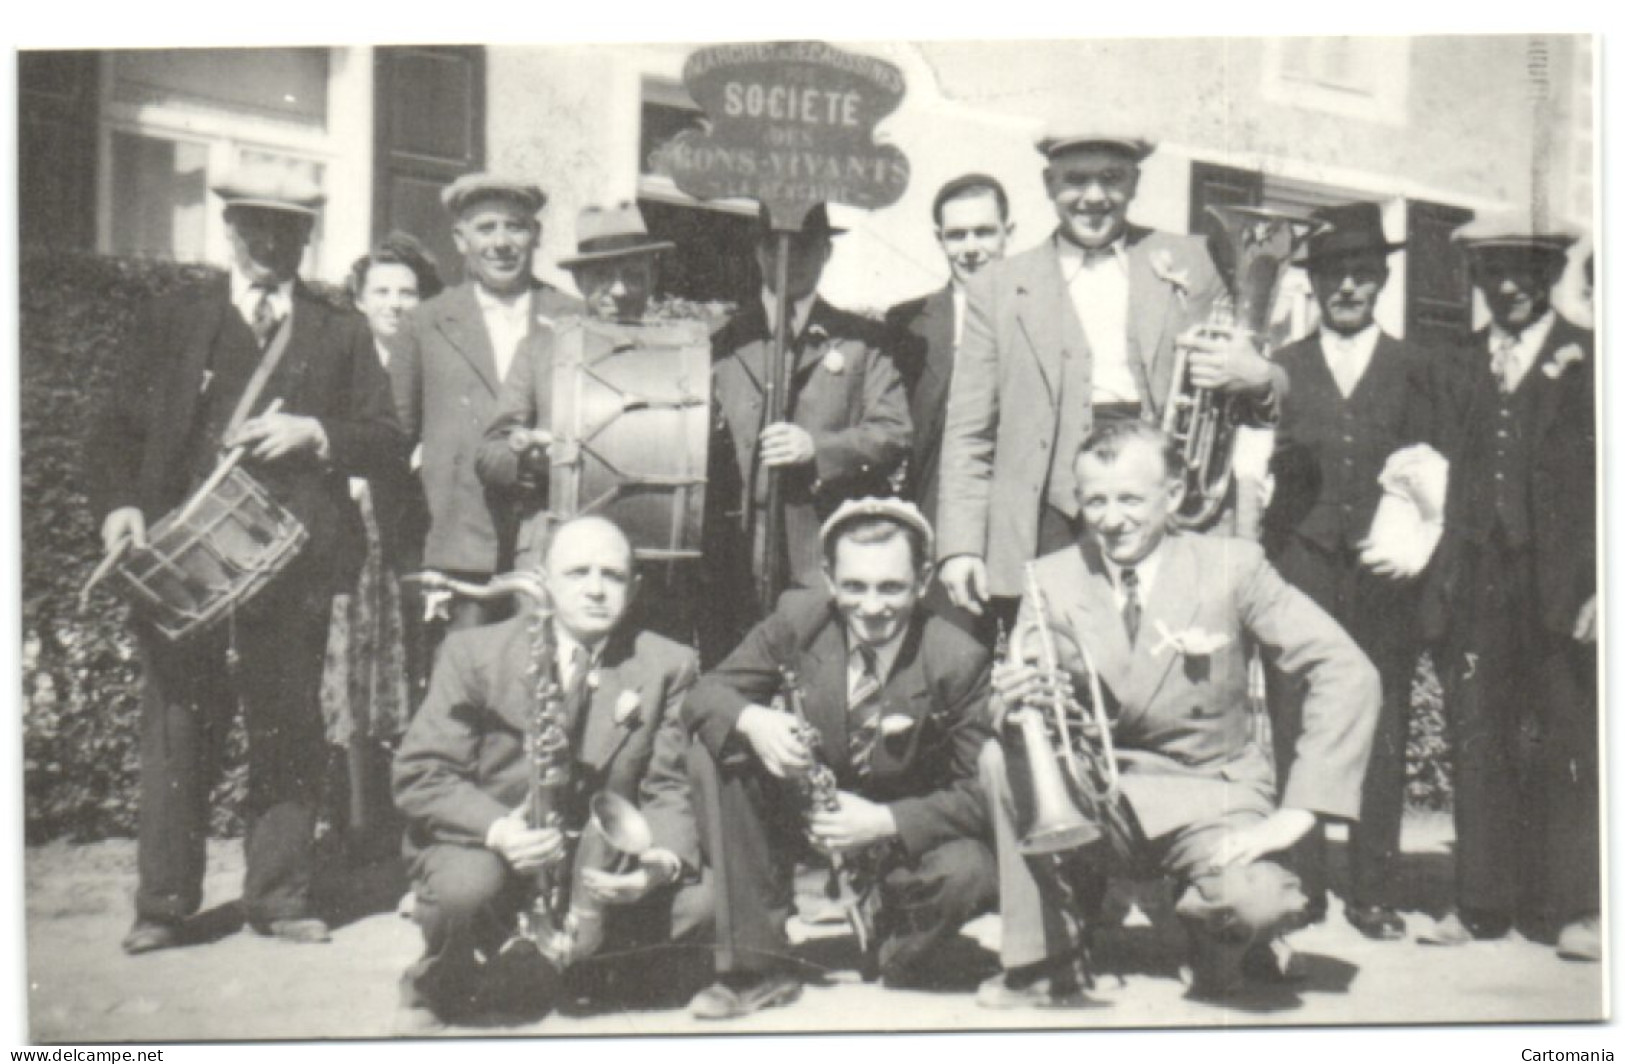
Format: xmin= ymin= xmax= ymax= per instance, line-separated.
xmin=89 ymin=170 xmax=407 ymax=954
xmin=683 ymin=497 xmax=996 ymax=1018
xmin=388 ymin=174 xmax=581 ymax=649
xmin=1419 ymin=217 xmax=1599 ymax=961
xmin=1261 ymin=201 xmax=1437 ymax=941
xmin=937 ymin=134 xmax=1284 ymax=636
xmin=704 ymin=204 xmax=912 ymax=662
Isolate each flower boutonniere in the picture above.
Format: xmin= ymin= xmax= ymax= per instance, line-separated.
xmin=613 ymin=689 xmax=642 ymax=728
xmin=1149 ymin=620 xmax=1231 ymax=659
xmin=879 ymin=713 xmax=916 ymax=738
xmin=1541 ymin=343 xmax=1585 ymax=380
xmin=1149 ymin=250 xmax=1191 ymax=306
xmin=819 ymin=344 xmax=845 ymax=376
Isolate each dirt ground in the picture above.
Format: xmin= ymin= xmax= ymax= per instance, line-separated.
xmin=23 ymin=813 xmax=1606 ymax=1043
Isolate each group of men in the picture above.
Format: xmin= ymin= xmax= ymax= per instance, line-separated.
xmin=88 ymin=124 xmax=1600 ymax=1031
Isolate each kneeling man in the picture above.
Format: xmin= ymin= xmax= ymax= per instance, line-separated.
xmin=392 ymin=515 xmax=709 ymax=1027
xmin=684 ymin=498 xmax=997 ymax=1018
xmin=979 ymin=420 xmax=1379 ymax=1005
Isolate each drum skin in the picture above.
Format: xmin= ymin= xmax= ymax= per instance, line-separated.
xmin=118 ymin=465 xmax=308 ymax=641
xmin=549 ymin=318 xmax=710 ymax=561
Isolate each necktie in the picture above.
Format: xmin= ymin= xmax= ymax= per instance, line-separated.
xmin=847 ymin=643 xmax=884 ymax=777
xmin=1490 ymin=334 xmax=1517 ymax=394
xmin=1121 ymin=567 xmax=1142 ymax=645
xmin=250 ymin=285 xmax=279 ymax=349
xmin=562 ymin=643 xmax=593 ymax=743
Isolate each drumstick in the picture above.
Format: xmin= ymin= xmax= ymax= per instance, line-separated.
xmin=79 ymin=537 xmax=131 ymax=608
xmin=171 ymin=397 xmax=286 ymax=529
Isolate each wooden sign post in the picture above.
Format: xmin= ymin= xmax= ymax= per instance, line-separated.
xmin=662 ymin=41 xmax=911 ymax=611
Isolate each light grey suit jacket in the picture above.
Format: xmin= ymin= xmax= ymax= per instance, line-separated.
xmin=1020 ymin=533 xmax=1379 ymax=839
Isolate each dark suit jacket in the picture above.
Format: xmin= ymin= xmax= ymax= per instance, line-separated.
xmin=1424 ymin=315 xmax=1596 ymax=638
xmin=710 ymin=298 xmax=911 ymax=586
xmin=392 ymin=616 xmax=701 ymax=869
xmin=1023 ymin=534 xmax=1379 ymax=839
xmin=88 ymin=279 xmax=406 ymax=594
xmin=937 ymin=227 xmax=1246 ymax=595
xmin=684 ymin=590 xmax=993 ymax=857
xmin=1266 ymin=331 xmax=1435 ymax=555
xmin=388 ymin=279 xmax=580 ymax=574
xmin=885 ymin=285 xmax=957 ymax=525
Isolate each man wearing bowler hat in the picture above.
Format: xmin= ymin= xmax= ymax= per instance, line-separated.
xmin=704 ymin=204 xmax=911 ymax=662
xmin=388 ymin=174 xmax=581 ymax=650
xmin=935 ymin=134 xmax=1284 ymax=639
xmin=1419 ymin=217 xmax=1598 ymax=961
xmin=1262 ymin=201 xmax=1436 ymax=940
xmin=89 ymin=170 xmax=406 ymax=954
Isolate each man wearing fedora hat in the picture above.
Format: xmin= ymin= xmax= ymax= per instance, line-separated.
xmin=683 ymin=497 xmax=996 ymax=1018
xmin=1418 ymin=218 xmax=1598 ymax=961
xmin=704 ymin=204 xmax=911 ymax=662
xmin=936 ymin=134 xmax=1284 ymax=638
xmin=388 ymin=174 xmax=580 ymax=651
xmin=477 ymin=202 xmax=675 ymax=574
xmin=1261 ymin=201 xmax=1437 ymax=941
xmin=89 ymin=170 xmax=407 ymax=954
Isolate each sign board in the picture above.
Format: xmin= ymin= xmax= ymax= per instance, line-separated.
xmin=659 ymin=41 xmax=911 ymax=231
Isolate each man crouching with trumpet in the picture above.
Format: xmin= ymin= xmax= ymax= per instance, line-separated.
xmin=977 ymin=419 xmax=1380 ymax=1006
xmin=392 ymin=515 xmax=711 ymax=1031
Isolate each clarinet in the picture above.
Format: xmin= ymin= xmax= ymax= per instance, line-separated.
xmin=775 ymin=665 xmax=883 ymax=975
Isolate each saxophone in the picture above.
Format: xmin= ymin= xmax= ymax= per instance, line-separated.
xmin=406 ymin=570 xmax=654 ymax=974
xmin=776 ymin=665 xmax=883 ymax=974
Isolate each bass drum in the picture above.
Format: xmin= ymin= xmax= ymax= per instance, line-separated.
xmin=549 ymin=317 xmax=711 ymax=561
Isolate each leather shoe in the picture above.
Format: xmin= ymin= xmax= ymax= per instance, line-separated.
xmin=1345 ymin=903 xmax=1407 ymax=941
xmin=976 ymin=970 xmax=1101 ymax=1009
xmin=1556 ymin=914 xmax=1601 ymax=962
xmin=261 ymin=917 xmax=332 ymax=944
xmin=688 ymin=972 xmax=802 ymax=1020
xmin=1419 ymin=909 xmax=1510 ymax=946
xmin=121 ymin=919 xmax=182 ymax=955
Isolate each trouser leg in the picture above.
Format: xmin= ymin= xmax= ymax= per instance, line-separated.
xmin=1537 ymin=635 xmax=1600 ymax=923
xmin=1444 ymin=540 xmax=1529 ymax=917
xmin=134 ymin=628 xmax=229 ymax=923
xmin=1347 ymin=617 xmax=1418 ymax=909
xmin=406 ymin=844 xmax=523 ymax=1017
xmin=688 ymin=742 xmax=799 ymax=975
xmin=236 ymin=599 xmax=332 ymax=925
xmin=978 ymin=740 xmax=1090 ymax=970
xmin=875 ymin=837 xmax=998 ymax=983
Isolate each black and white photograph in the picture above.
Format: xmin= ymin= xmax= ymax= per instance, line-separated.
xmin=9 ymin=27 xmax=1609 ymax=1048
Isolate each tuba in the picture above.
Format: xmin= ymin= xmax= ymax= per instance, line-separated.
xmin=998 ymin=563 xmax=1127 ymax=856
xmin=1162 ymin=205 xmax=1325 ymax=530
xmin=404 ymin=571 xmax=655 ymax=974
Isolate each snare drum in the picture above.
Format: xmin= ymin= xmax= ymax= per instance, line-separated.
xmin=118 ymin=464 xmax=308 ymax=641
xmin=548 ymin=318 xmax=711 ymax=561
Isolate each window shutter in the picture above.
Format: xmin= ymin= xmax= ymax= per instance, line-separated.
xmin=19 ymin=51 xmax=98 ymax=251
xmin=1405 ymin=200 xmax=1475 ymax=350
xmin=373 ymin=46 xmax=485 ymax=283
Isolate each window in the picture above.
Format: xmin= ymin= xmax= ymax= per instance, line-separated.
xmin=111 ymin=48 xmax=328 ymax=127
xmin=108 ymin=131 xmax=209 ymax=260
xmin=1262 ymin=37 xmax=1411 ymax=126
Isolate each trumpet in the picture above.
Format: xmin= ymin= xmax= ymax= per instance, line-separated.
xmin=1162 ymin=205 xmax=1324 ymax=530
xmin=998 ymin=562 xmax=1126 ymax=857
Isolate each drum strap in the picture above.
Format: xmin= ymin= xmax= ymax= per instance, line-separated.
xmin=222 ymin=305 xmax=296 ymax=443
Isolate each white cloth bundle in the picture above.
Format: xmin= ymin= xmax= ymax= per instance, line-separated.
xmin=1359 ymin=443 xmax=1449 ymax=578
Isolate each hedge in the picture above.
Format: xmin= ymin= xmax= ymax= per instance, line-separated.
xmin=17 ymin=248 xmax=1452 ymax=844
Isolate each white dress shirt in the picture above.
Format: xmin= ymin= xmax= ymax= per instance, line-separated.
xmin=952 ymin=284 xmax=967 ymax=347
xmin=555 ymin=627 xmax=605 ymax=691
xmin=1489 ymin=310 xmax=1556 ymax=394
xmin=474 ymin=286 xmax=534 ymax=382
xmin=760 ymin=287 xmax=818 ymax=339
xmin=230 ymin=270 xmax=293 ymax=332
xmin=1319 ymin=323 xmax=1382 ymax=399
xmin=1057 ymin=237 xmax=1138 ymax=405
